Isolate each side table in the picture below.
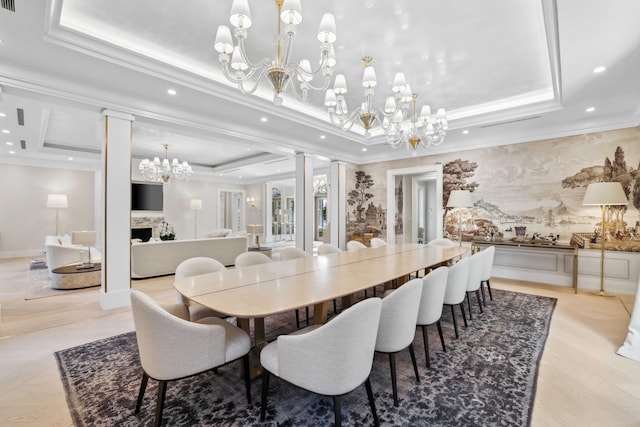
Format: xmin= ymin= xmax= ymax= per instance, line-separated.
xmin=51 ymin=263 xmax=102 ymax=290
xmin=248 ymin=246 xmax=272 ymax=258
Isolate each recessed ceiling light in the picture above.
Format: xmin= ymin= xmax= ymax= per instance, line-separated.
xmin=167 ymin=89 xmax=177 ymax=95
xmin=593 ymin=66 xmax=606 ymax=74
xmin=586 ymin=107 xmax=596 ymax=113
xmin=2 ymin=129 xmax=9 ymax=134
xmin=9 ymin=150 xmax=15 ymax=154
xmin=68 ymin=157 xmax=74 ymax=161
xmin=238 ymin=176 xmax=243 ymax=179
xmin=462 ymin=130 xmax=469 ymax=135
xmin=401 ymin=24 xmax=409 ymax=31
xmin=260 ymin=117 xmax=268 ymax=122
xmin=277 ymin=169 xmax=281 ymax=172
xmin=362 ymin=148 xmax=367 ymax=152
xmin=320 ymin=135 xmax=326 ymax=140
xmin=6 ymin=141 xmax=13 ymax=145
xmin=0 ymin=112 xmax=6 ymax=117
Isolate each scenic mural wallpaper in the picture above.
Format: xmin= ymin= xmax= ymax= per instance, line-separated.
xmin=345 ymin=127 xmax=640 ymax=249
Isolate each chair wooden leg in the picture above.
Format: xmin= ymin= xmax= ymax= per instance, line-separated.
xmin=388 ymin=353 xmax=399 ymax=406
xmin=260 ymin=371 xmax=270 ymax=421
xmin=487 ymin=279 xmax=494 ymax=300
xmin=476 ymin=289 xmax=483 ymax=313
xmin=333 ymin=395 xmax=342 ymax=427
xmin=466 ymin=292 xmax=474 ymax=320
xmin=450 ymin=304 xmax=459 ymax=339
xmin=295 ymin=309 xmax=300 ymax=328
xmin=154 ymin=380 xmax=167 ymax=427
xmin=305 ymin=307 xmax=310 ymax=325
xmin=436 ymin=320 xmax=446 ymax=352
xmin=459 ymin=303 xmax=468 ymax=327
xmin=408 ymin=343 xmax=420 ymax=383
xmin=135 ymin=372 xmax=149 ymax=414
xmin=421 ymin=324 xmax=431 ymax=368
xmin=242 ymin=355 xmax=252 ymax=404
xmin=365 ymin=377 xmax=379 ymax=427
xmin=333 ymin=299 xmax=338 ymax=313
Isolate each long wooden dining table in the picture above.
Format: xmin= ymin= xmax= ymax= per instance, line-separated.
xmin=174 ymin=243 xmax=466 ymax=345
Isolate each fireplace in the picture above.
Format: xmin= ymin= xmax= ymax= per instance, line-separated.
xmin=131 ymin=227 xmax=153 ymax=242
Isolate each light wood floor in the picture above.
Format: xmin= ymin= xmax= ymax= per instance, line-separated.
xmin=0 ymin=256 xmax=639 ymax=427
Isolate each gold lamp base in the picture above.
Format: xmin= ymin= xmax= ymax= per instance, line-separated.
xmin=592 ymin=289 xmax=616 ymax=297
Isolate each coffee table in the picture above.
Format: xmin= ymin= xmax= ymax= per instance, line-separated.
xmin=51 ymin=263 xmax=102 ymax=290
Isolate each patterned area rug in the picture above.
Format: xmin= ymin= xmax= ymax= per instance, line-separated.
xmin=55 ymin=289 xmax=556 ymax=426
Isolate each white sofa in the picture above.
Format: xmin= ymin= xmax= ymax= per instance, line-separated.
xmin=44 ymin=235 xmax=102 ymax=272
xmin=131 ymin=235 xmax=248 ymax=278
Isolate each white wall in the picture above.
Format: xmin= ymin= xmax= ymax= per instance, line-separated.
xmin=0 ymin=164 xmax=96 ymax=258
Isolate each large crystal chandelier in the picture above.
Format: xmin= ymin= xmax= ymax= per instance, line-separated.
xmin=325 ymin=57 xmax=448 ymax=151
xmin=139 ymin=144 xmax=193 ymax=183
xmin=214 ymin=0 xmax=337 ymax=106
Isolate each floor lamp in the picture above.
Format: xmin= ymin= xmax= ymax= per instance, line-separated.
xmin=447 ymin=190 xmax=473 ymax=247
xmin=47 ymin=194 xmax=68 ymax=235
xmin=582 ymin=182 xmax=629 ymax=297
xmin=190 ymin=199 xmax=202 ymax=239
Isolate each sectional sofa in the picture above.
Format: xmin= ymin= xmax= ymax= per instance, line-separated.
xmin=130 ymin=235 xmax=248 ymax=278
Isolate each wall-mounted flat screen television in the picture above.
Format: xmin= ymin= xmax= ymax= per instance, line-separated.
xmin=131 ymin=182 xmax=163 ymax=211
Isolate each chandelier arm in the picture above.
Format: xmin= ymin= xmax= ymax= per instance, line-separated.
xmin=219 ymin=61 xmax=262 ymax=84
xmin=236 ymin=37 xmax=271 ymax=71
xmin=328 ymin=109 xmax=362 ymax=132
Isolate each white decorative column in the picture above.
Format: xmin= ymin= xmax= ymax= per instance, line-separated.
xmin=329 ymin=161 xmax=347 ymax=250
xmin=295 ymin=153 xmax=314 ymax=254
xmin=100 ymin=109 xmax=135 ymax=310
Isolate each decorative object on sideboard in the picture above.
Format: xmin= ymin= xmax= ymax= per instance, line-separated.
xmin=190 ymin=199 xmax=202 ymax=239
xmin=582 ymin=181 xmax=629 ymax=297
xmin=139 ymin=144 xmax=192 ymax=183
xmin=214 ymin=0 xmax=337 ymax=105
xmin=325 ymin=56 xmax=447 ymax=152
xmin=447 ymin=190 xmax=473 ymax=247
xmin=71 ymin=230 xmax=97 ymax=269
xmin=158 ymin=221 xmax=175 ymax=241
xmin=47 ymin=193 xmax=68 ymax=235
xmin=247 ymin=224 xmax=264 ymax=249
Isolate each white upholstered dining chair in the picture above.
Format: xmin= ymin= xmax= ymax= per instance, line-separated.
xmin=317 ymin=243 xmax=342 ymax=255
xmin=416 ymin=266 xmax=449 ymax=368
xmin=235 ymin=251 xmax=272 ymax=267
xmin=443 ymin=257 xmax=470 ymax=339
xmin=130 ymin=290 xmax=251 ymax=427
xmin=174 ymin=257 xmax=227 ymax=321
xmin=260 ymin=297 xmax=383 ymax=427
xmin=370 ymin=237 xmax=387 ymax=247
xmin=278 ymin=247 xmax=312 ymax=327
xmin=347 ymin=240 xmax=367 ymax=251
xmin=465 ymin=250 xmax=485 ymax=320
xmin=428 ymin=237 xmax=457 ymax=247
xmin=375 ymin=278 xmax=423 ymax=406
xmin=479 ymin=246 xmax=496 ymax=304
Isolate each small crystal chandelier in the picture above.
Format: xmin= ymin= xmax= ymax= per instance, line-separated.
xmin=214 ymin=0 xmax=337 ymax=106
xmin=139 ymin=144 xmax=193 ymax=183
xmin=325 ymin=56 xmax=448 ymax=152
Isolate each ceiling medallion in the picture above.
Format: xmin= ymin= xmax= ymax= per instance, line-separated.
xmin=325 ymin=56 xmax=448 ymax=153
xmin=139 ymin=144 xmax=193 ymax=183
xmin=214 ymin=0 xmax=337 ymax=106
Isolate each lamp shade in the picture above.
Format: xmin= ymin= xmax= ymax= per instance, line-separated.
xmin=246 ymin=224 xmax=264 ymax=234
xmin=447 ymin=190 xmax=473 ymax=208
xmin=71 ymin=230 xmax=96 ymax=245
xmin=190 ymin=199 xmax=202 ymax=210
xmin=47 ymin=194 xmax=68 ymax=208
xmin=582 ymin=182 xmax=629 ymax=206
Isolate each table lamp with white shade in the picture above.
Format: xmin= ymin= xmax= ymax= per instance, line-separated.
xmin=582 ymin=181 xmax=629 ymax=297
xmin=447 ymin=190 xmax=473 ymax=246
xmin=247 ymin=224 xmax=264 ymax=249
xmin=190 ymin=199 xmax=202 ymax=238
xmin=47 ymin=194 xmax=68 ymax=235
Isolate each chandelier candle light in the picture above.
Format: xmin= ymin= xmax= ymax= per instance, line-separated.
xmin=325 ymin=56 xmax=448 ymax=152
xmin=139 ymin=144 xmax=192 ymax=183
xmin=214 ymin=0 xmax=337 ymax=105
